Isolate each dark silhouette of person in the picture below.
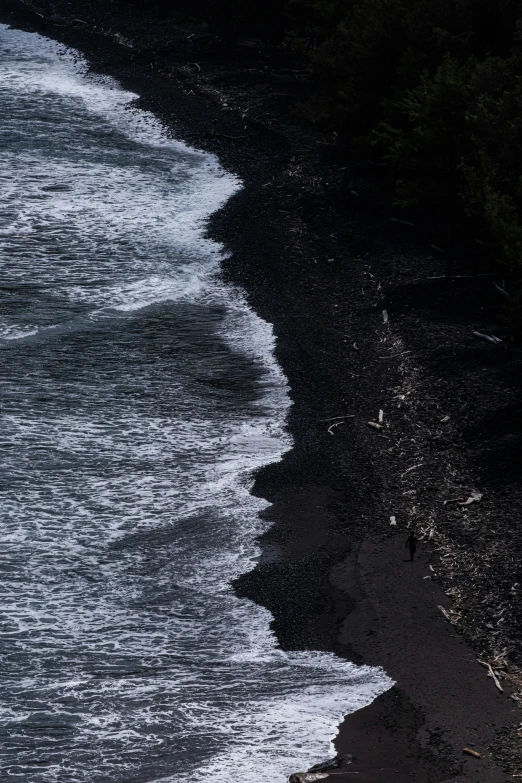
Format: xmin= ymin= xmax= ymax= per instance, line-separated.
xmin=406 ymin=531 xmax=417 ymax=561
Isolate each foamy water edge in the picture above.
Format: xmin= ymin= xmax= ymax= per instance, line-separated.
xmin=0 ymin=24 xmax=393 ymax=782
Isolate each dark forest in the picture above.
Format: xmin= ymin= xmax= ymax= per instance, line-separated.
xmin=121 ymin=0 xmax=522 ymax=310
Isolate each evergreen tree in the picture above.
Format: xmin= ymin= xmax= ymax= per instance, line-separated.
xmin=463 ymin=55 xmax=522 ymax=268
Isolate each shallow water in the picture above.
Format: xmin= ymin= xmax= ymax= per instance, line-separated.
xmin=0 ymin=24 xmax=392 ymax=783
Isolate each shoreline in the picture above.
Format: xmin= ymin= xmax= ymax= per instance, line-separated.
xmin=2 ymin=2 xmax=521 ymax=781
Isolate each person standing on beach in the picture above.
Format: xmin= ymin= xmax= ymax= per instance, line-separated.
xmin=406 ymin=531 xmax=417 ymax=561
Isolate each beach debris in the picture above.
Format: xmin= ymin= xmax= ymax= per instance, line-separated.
xmin=478 ymin=660 xmax=504 ymax=693
xmin=319 ymin=415 xmax=355 ymax=422
xmin=378 ymin=409 xmax=384 ymax=424
xmin=321 ymin=415 xmax=355 ymax=435
xmin=428 ymin=271 xmax=497 ymax=279
xmin=367 ymin=421 xmax=383 ymax=431
xmin=401 ymin=462 xmax=424 ymax=478
xmin=441 ymin=415 xmax=450 ymax=422
xmin=309 ymin=755 xmax=353 ymax=773
xmin=459 ymin=490 xmax=483 ymax=506
xmin=463 ymin=748 xmax=481 ymax=759
xmin=438 ymin=605 xmax=452 ymax=622
xmin=391 ymin=218 xmax=414 ymax=226
xmin=390 ymin=515 xmax=397 ymax=526
xmin=113 ymin=32 xmax=135 ymax=48
xmin=378 ymin=350 xmax=411 ymax=359
xmin=494 ymin=281 xmax=510 ymax=298
xmin=382 ymin=309 xmax=389 ymax=324
xmin=423 ymin=575 xmax=431 ymax=579
xmin=473 ymin=330 xmax=502 ymax=344
xmin=328 ymin=421 xmax=345 ymax=435
xmin=443 ymin=490 xmax=482 ymax=506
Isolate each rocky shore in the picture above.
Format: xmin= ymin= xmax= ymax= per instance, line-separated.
xmin=3 ymin=1 xmax=522 ymax=780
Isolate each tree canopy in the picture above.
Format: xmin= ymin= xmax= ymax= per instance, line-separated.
xmin=127 ymin=0 xmax=522 ymax=289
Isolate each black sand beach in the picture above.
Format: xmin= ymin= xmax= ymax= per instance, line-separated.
xmin=2 ymin=2 xmax=522 ymax=780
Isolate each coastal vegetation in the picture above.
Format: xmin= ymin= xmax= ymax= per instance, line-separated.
xmin=294 ymin=0 xmax=522 ymax=296
xmin=126 ymin=0 xmax=522 ymax=303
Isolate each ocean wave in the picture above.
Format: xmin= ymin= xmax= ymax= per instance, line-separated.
xmin=0 ymin=23 xmax=392 ymax=783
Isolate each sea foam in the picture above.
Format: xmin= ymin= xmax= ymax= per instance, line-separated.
xmin=0 ymin=23 xmax=392 ymax=783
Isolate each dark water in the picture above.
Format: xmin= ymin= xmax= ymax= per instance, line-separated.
xmin=0 ymin=25 xmax=390 ymax=783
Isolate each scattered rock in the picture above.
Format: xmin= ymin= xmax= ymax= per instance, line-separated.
xmin=309 ymin=754 xmax=354 ymax=772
